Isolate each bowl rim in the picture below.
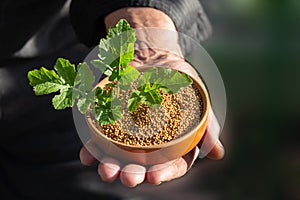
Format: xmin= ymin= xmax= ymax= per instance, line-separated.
xmin=85 ymin=69 xmax=210 ymax=150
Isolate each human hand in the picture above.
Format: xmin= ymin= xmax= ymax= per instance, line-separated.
xmin=79 ymin=47 xmax=224 ymax=187
xmin=80 ymin=110 xmax=224 ymax=187
xmin=79 ymin=7 xmax=224 ymax=187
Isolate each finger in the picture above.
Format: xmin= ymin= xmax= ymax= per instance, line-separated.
xmin=198 ymin=109 xmax=225 ymax=160
xmin=146 ymin=147 xmax=199 ymax=186
xmin=146 ymin=147 xmax=199 ymax=185
xmin=206 ymin=139 xmax=225 ymax=160
xmin=79 ymin=146 xmax=97 ymax=166
xmin=120 ymin=164 xmax=146 ymax=187
xmin=183 ymin=146 xmax=200 ymax=170
xmin=147 ymin=158 xmax=188 ymax=185
xmin=98 ymin=157 xmax=121 ymax=183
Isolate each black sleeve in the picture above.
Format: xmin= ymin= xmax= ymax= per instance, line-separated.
xmin=69 ymin=0 xmax=212 ymax=47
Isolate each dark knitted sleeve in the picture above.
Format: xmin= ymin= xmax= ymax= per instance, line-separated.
xmin=70 ymin=0 xmax=212 ymax=47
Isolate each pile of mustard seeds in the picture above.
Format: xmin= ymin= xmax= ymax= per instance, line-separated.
xmin=95 ymin=83 xmax=203 ymax=147
xmin=130 ymin=104 xmax=151 ymax=127
xmin=100 ymin=92 xmax=181 ymax=146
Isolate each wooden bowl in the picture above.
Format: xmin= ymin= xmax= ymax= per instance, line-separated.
xmin=85 ymin=69 xmax=210 ymax=165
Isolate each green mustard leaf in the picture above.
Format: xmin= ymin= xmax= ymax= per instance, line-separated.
xmin=94 ymin=87 xmax=120 ymax=124
xmin=95 ymin=87 xmax=113 ymax=104
xmin=27 ymin=59 xmax=81 ymax=111
xmin=118 ymin=66 xmax=140 ymax=89
xmin=107 ymin=19 xmax=133 ymax=38
xmin=95 ymin=106 xmax=115 ymax=125
xmin=97 ymin=19 xmax=136 ymax=76
xmin=128 ymin=91 xmax=142 ymax=112
xmin=98 ymin=38 xmax=119 ymax=69
xmin=54 ymin=58 xmax=76 ymax=85
xmin=108 ymin=69 xmax=119 ymax=81
xmin=34 ymin=82 xmax=69 ymax=95
xmin=158 ymin=70 xmax=193 ymax=93
xmin=77 ymin=90 xmax=95 ymax=114
xmin=75 ymin=62 xmax=95 ymax=92
xmin=90 ymin=59 xmax=113 ymax=76
xmin=110 ymin=98 xmax=122 ymax=121
xmin=140 ymin=89 xmax=162 ymax=107
xmin=73 ymin=62 xmax=96 ymax=114
xmin=52 ymin=87 xmax=74 ymax=109
xmin=130 ymin=67 xmax=192 ymax=111
xmin=139 ymin=67 xmax=173 ymax=86
xmin=27 ymin=67 xmax=60 ymax=87
xmin=181 ymin=73 xmax=194 ymax=84
xmin=137 ymin=67 xmax=157 ymax=88
xmin=138 ymin=67 xmax=193 ymax=93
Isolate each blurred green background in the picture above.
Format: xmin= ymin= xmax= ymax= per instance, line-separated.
xmin=126 ymin=1 xmax=299 ymax=199
xmin=199 ymin=0 xmax=300 ymax=199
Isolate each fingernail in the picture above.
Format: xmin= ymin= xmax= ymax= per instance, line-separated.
xmin=216 ymin=140 xmax=225 ymax=159
xmin=198 ymin=151 xmax=205 ymax=159
xmin=155 ymin=182 xmax=162 ymax=185
xmin=217 ymin=140 xmax=224 ymax=149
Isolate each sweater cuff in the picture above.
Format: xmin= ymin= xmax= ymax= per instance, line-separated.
xmin=70 ymin=0 xmax=212 ymax=47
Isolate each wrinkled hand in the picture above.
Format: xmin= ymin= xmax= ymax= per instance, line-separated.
xmin=80 ymin=49 xmax=225 ymax=187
